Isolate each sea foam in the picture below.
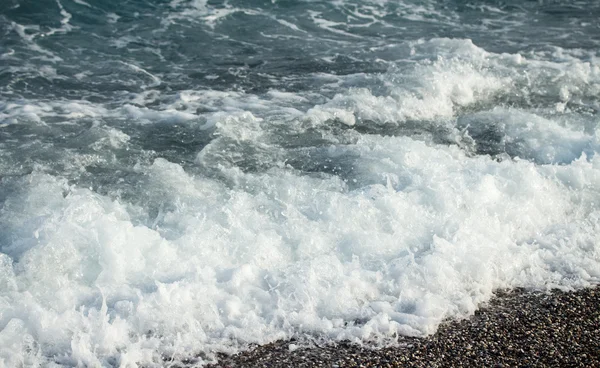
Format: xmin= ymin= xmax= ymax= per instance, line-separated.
xmin=1 ymin=28 xmax=600 ymax=367
xmin=1 ymin=135 xmax=599 ymax=366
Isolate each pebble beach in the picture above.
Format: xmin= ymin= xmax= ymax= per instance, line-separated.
xmin=210 ymin=287 xmax=599 ymax=367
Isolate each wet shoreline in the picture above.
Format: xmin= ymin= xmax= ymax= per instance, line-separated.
xmin=208 ymin=287 xmax=599 ymax=367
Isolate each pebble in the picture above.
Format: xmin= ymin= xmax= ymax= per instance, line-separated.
xmin=204 ymin=287 xmax=599 ymax=367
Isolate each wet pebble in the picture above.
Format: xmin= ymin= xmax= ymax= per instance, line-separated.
xmin=207 ymin=288 xmax=599 ymax=368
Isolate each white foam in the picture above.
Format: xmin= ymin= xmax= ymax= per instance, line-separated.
xmin=0 ymin=100 xmax=108 ymax=126
xmin=43 ymin=0 xmax=74 ymax=38
xmin=459 ymin=107 xmax=598 ymax=164
xmin=119 ymin=62 xmax=162 ymax=88
xmin=305 ymin=56 xmax=507 ymax=127
xmin=165 ymin=0 xmax=263 ymax=29
xmin=308 ymin=10 xmax=363 ymax=39
xmin=9 ymin=22 xmax=63 ymax=62
xmin=73 ymin=0 xmax=92 ymax=8
xmin=304 ymin=38 xmax=599 ymax=132
xmin=106 ymin=13 xmax=120 ymax=24
xmin=1 ymin=131 xmax=599 ymax=365
xmin=2 ymin=37 xmax=600 ymax=367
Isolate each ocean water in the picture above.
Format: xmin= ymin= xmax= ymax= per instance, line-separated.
xmin=1 ymin=0 xmax=599 ymax=366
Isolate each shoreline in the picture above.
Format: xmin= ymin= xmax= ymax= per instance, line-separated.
xmin=207 ymin=287 xmax=599 ymax=367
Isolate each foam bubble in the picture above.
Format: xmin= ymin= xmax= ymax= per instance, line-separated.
xmin=1 ymin=130 xmax=599 ymax=365
xmin=458 ymin=108 xmax=598 ymax=164
xmin=2 ymin=22 xmax=600 ymax=365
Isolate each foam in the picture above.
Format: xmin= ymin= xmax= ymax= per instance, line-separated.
xmin=0 ymin=100 xmax=108 ymax=126
xmin=42 ymin=0 xmax=74 ymax=38
xmin=8 ymin=21 xmax=63 ymax=62
xmin=458 ymin=108 xmax=598 ymax=164
xmin=1 ymin=33 xmax=600 ymax=367
xmin=303 ymin=56 xmax=506 ymax=128
xmin=303 ymin=38 xmax=599 ymax=133
xmin=1 ymin=131 xmax=599 ymax=365
xmin=165 ymin=0 xmax=263 ymax=29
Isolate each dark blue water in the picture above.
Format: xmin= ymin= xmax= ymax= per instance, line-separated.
xmin=1 ymin=1 xmax=599 ymax=366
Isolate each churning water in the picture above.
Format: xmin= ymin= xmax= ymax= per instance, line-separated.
xmin=1 ymin=0 xmax=599 ymax=366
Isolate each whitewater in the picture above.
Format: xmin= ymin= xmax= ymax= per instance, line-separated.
xmin=0 ymin=0 xmax=599 ymax=366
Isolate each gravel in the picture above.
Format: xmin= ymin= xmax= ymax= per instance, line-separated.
xmin=205 ymin=287 xmax=599 ymax=367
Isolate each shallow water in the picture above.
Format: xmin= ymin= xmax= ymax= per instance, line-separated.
xmin=1 ymin=0 xmax=600 ymax=366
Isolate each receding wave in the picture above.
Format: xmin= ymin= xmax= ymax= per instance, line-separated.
xmin=1 ymin=0 xmax=599 ymax=366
